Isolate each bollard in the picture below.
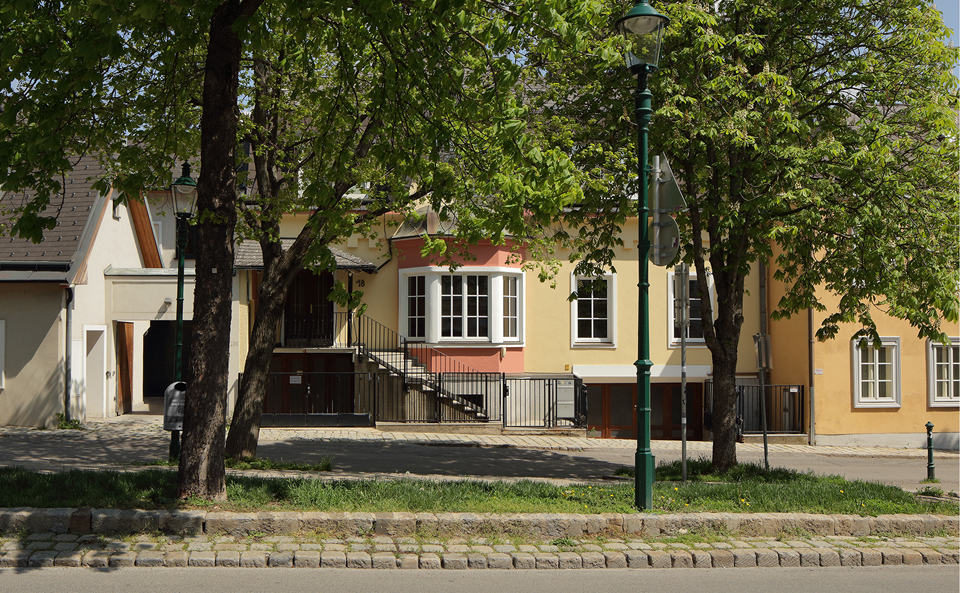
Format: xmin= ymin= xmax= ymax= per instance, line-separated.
xmin=925 ymin=421 xmax=935 ymax=481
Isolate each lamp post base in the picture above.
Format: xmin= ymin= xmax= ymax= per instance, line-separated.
xmin=635 ymin=451 xmax=655 ymax=509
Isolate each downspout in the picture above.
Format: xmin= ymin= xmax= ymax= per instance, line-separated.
xmin=63 ymin=285 xmax=74 ymax=422
xmin=808 ymin=307 xmax=816 ymax=446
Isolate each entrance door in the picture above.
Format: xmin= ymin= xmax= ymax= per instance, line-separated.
xmin=586 ymin=383 xmax=636 ymax=439
xmin=586 ymin=382 xmax=704 ymax=440
xmin=116 ymin=322 xmax=134 ymax=415
xmin=283 ymin=271 xmax=335 ymax=347
xmin=651 ymin=383 xmax=704 ymax=441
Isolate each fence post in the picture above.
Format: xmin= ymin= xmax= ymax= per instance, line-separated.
xmin=926 ymin=422 xmax=936 ymax=481
xmin=437 ymin=373 xmax=443 ymax=423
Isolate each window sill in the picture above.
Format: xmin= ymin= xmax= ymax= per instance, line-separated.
xmin=572 ymin=342 xmax=617 ymax=349
xmin=929 ymin=399 xmax=960 ymax=408
xmin=853 ymin=400 xmax=901 ymax=409
xmin=669 ymin=340 xmax=708 ymax=349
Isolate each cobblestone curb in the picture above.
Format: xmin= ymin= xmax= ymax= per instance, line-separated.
xmin=0 ymin=508 xmax=955 ymax=539
xmin=1 ymin=531 xmax=956 ymax=571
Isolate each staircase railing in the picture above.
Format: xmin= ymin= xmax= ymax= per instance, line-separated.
xmin=331 ymin=312 xmax=492 ymax=420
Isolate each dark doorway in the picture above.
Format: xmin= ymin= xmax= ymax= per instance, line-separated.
xmin=283 ymin=270 xmax=335 ymax=347
xmin=142 ymin=320 xmax=194 ymax=402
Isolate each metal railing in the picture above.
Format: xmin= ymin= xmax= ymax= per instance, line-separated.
xmin=736 ymin=384 xmax=805 ymax=434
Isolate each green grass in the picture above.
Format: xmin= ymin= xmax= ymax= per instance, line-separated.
xmin=0 ymin=464 xmax=956 ymax=516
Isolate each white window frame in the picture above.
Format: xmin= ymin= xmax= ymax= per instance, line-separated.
xmin=399 ymin=268 xmax=523 ymax=346
xmin=666 ymin=269 xmax=714 ymax=348
xmin=928 ymin=337 xmax=960 ymax=408
xmin=502 ymin=275 xmax=520 ymax=342
xmin=571 ymin=273 xmax=617 ymax=347
xmin=851 ymin=337 xmax=901 ymax=408
xmin=406 ymin=275 xmax=426 ymax=339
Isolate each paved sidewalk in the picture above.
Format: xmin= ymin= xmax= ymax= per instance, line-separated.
xmin=2 ymin=531 xmax=957 ymax=571
xmin=79 ymin=415 xmax=960 ymax=458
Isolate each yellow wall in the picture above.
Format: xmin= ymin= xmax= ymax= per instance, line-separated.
xmin=768 ymin=251 xmax=959 ymax=448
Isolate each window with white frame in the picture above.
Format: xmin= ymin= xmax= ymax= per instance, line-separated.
xmin=852 ymin=337 xmax=901 ymax=408
xmin=667 ymin=269 xmax=712 ymax=347
xmin=402 ymin=270 xmax=520 ymax=344
xmin=928 ymin=338 xmax=960 ymax=407
xmin=503 ymin=276 xmax=519 ymax=340
xmin=406 ymin=275 xmax=426 ymax=339
xmin=572 ymin=275 xmax=616 ymax=345
xmin=442 ymin=275 xmax=488 ymax=338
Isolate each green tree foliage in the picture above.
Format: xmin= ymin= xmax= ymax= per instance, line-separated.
xmin=1 ymin=0 xmax=623 ymax=497
xmin=539 ymin=0 xmax=959 ymax=470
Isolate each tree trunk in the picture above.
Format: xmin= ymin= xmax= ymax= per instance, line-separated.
xmin=177 ymin=0 xmax=259 ymax=500
xmin=225 ymin=275 xmax=290 ymax=459
xmin=710 ymin=357 xmax=739 ymax=472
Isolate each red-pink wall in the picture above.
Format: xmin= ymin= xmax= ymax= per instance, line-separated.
xmin=395 ymin=238 xmax=524 ymax=269
xmin=429 ymin=347 xmax=525 ymax=373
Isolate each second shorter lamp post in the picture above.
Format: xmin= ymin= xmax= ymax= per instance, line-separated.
xmin=616 ymin=0 xmax=670 ymax=510
xmin=169 ymin=162 xmax=197 ymax=461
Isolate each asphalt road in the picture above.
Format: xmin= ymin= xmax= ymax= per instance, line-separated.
xmin=1 ymin=566 xmax=957 ymax=593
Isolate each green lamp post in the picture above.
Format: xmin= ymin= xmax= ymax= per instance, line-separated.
xmin=615 ymin=0 xmax=670 ymax=510
xmin=169 ymin=161 xmax=197 ymax=461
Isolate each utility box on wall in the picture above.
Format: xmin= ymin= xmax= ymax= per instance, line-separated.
xmin=557 ymin=379 xmax=576 ymax=419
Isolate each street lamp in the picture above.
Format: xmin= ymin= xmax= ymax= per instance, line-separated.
xmin=616 ymin=0 xmax=669 ymax=510
xmin=169 ymin=161 xmax=197 ymax=460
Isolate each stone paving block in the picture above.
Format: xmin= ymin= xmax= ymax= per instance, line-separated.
xmin=320 ymin=551 xmax=345 ymax=569
xmin=28 ymin=550 xmax=58 ymax=567
xmin=815 ymin=548 xmax=840 ymax=567
xmin=732 ymin=549 xmax=756 ymax=567
xmin=276 ymin=543 xmax=300 ymax=552
xmin=371 ymin=552 xmax=397 ymax=569
xmin=624 ymin=550 xmax=648 ymax=568
xmin=646 ymin=550 xmax=671 ymax=569
xmin=187 ymin=542 xmax=213 ymax=552
xmin=691 ymin=550 xmax=712 ymax=568
xmin=487 ymin=553 xmax=513 ymax=569
xmin=292 ymin=550 xmax=319 ymax=568
xmin=346 ymin=551 xmax=371 ymax=569
xmin=917 ymin=548 xmax=942 ymax=565
xmin=419 ymin=553 xmax=441 ymax=569
xmin=901 ymin=549 xmax=923 ymax=566
xmin=670 ymin=550 xmax=692 ymax=568
xmin=580 ymin=551 xmax=606 ymax=569
xmin=511 ymin=552 xmax=535 ymax=569
xmin=838 ymin=549 xmax=861 ymax=567
xmin=797 ymin=548 xmax=820 ymax=567
xmin=399 ymin=554 xmax=419 ymax=569
xmin=81 ymin=550 xmax=112 ymax=568
xmin=603 ymin=551 xmax=626 ymax=568
xmin=859 ymin=548 xmax=882 ymax=566
xmin=53 ymin=542 xmax=79 ymax=551
xmin=374 ymin=512 xmax=416 ymax=536
xmin=534 ymin=553 xmax=558 ymax=569
xmin=710 ymin=549 xmax=734 ymax=568
xmin=938 ymin=549 xmax=958 ymax=564
xmin=135 ymin=551 xmax=165 ymax=567
xmin=189 ymin=551 xmax=216 ymax=567
xmin=878 ymin=548 xmax=902 ymax=565
xmin=109 ymin=552 xmax=137 ymax=567
xmin=442 ymin=553 xmax=468 ymax=569
xmin=755 ymin=548 xmax=779 ymax=568
xmin=776 ymin=549 xmax=800 ymax=568
xmin=558 ymin=551 xmax=583 ymax=569
xmin=55 ymin=550 xmax=83 ymax=567
xmin=468 ymin=553 xmax=488 ymax=569
xmin=166 ymin=551 xmax=189 ymax=567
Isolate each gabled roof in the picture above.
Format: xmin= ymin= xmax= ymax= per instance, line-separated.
xmin=234 ymin=239 xmax=378 ymax=272
xmin=0 ymin=156 xmax=109 ymax=282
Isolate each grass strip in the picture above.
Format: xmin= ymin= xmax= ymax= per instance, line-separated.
xmin=0 ymin=465 xmax=955 ymax=516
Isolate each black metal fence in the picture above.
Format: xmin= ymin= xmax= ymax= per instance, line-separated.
xmin=736 ymin=384 xmax=805 ymax=434
xmin=248 ymin=370 xmax=586 ymax=429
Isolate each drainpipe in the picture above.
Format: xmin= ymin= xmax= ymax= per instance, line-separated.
xmin=63 ymin=285 xmax=74 ymax=422
xmin=808 ymin=307 xmax=816 ymax=445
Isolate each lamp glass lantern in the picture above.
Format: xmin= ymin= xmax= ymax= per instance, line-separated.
xmin=616 ymin=1 xmax=670 ymax=74
xmin=172 ymin=162 xmax=198 ymax=217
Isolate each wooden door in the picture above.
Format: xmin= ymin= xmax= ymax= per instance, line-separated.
xmin=586 ymin=383 xmax=637 ymax=439
xmin=116 ymin=322 xmax=134 ymax=415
